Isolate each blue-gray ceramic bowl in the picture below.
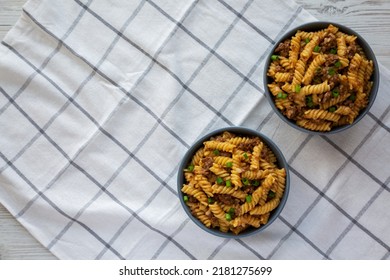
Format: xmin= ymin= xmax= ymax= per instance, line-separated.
xmin=177 ymin=126 xmax=290 ymax=238
xmin=263 ymin=21 xmax=379 ymax=135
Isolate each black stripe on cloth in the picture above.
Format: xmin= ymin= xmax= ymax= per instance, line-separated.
xmin=290 ymin=167 xmax=390 ymax=253
xmin=97 ymin=1 xmax=254 ymax=257
xmin=322 ymin=135 xmax=390 ymax=193
xmin=2 ymin=2 xmax=203 ymax=258
xmin=278 ymin=215 xmax=330 ymax=259
xmin=382 ymin=243 xmax=390 ymax=260
xmin=0 ymin=0 xmax=93 ymax=116
xmin=264 ymin=105 xmax=390 ymax=259
xmin=1 ymin=41 xmax=180 ymax=229
xmin=0 ymin=70 xmax=96 ymax=175
xmin=50 ymin=0 xmax=203 ymax=258
xmin=151 ymin=219 xmax=191 ymax=260
xmin=235 ymin=239 xmax=265 ymax=259
xmin=1 ymin=83 xmax=195 ymax=259
xmin=268 ymin=147 xmax=389 ymax=259
xmin=216 ymin=0 xmax=275 ymax=44
xmin=368 ymin=112 xmax=390 ymax=133
xmin=0 ymin=151 xmax=125 ymax=259
xmin=287 ymin=135 xmax=313 ymax=165
xmin=267 ymin=109 xmax=390 ymax=258
xmin=202 ymin=4 xmax=306 ymax=259
xmin=72 ymin=0 xmax=234 ymax=126
xmin=1 ymin=41 xmax=177 ymax=196
xmin=95 ymin=164 xmax=185 ymax=259
xmin=207 ymin=239 xmax=231 ymax=260
xmin=46 ymin=149 xmax=136 ymax=251
xmin=146 ymin=0 xmax=264 ymax=93
xmin=0 ymin=0 xmax=125 ymax=174
xmin=83 ymin=0 xmax=390 ymax=260
xmin=148 ymin=0 xmax=260 ymax=259
xmin=19 ymin=9 xmax=191 ymax=149
xmin=325 ymin=175 xmax=390 ymax=258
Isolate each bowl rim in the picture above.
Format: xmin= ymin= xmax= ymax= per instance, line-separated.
xmin=177 ymin=126 xmax=290 ymax=238
xmin=263 ymin=21 xmax=380 ymax=135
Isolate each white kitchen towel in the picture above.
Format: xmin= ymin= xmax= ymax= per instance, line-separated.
xmin=0 ymin=0 xmax=389 ymax=259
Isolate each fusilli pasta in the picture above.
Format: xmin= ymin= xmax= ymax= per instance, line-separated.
xmin=267 ymin=24 xmax=375 ymax=132
xmin=181 ymin=132 xmax=287 ymax=235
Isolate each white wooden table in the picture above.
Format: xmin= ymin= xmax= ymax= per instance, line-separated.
xmin=1 ymin=0 xmax=389 ymax=260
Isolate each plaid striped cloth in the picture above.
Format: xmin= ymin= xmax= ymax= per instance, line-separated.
xmin=0 ymin=0 xmax=389 ymax=260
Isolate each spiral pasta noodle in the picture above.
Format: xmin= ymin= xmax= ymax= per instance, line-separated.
xmin=267 ymin=24 xmax=375 ymax=132
xmin=181 ymin=131 xmax=287 ymax=235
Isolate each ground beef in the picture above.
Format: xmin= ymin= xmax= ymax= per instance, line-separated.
xmin=285 ymin=106 xmax=299 ymax=119
xmin=261 ymin=148 xmax=267 ymax=159
xmin=242 ymin=185 xmax=255 ymax=194
xmin=219 ymin=151 xmax=231 ymax=157
xmin=205 ymin=210 xmax=219 ymax=227
xmin=339 ymin=84 xmax=349 ymax=95
xmin=201 ymin=156 xmax=214 ymax=170
xmin=275 ymin=65 xmax=284 ymax=73
xmin=236 ymin=138 xmax=261 ymax=151
xmin=321 ymin=91 xmax=332 ymax=104
xmin=320 ymin=33 xmax=337 ymax=53
xmin=347 ymin=44 xmax=357 ymax=60
xmin=214 ymin=194 xmax=240 ymax=206
xmin=275 ymin=39 xmax=291 ymax=57
xmin=324 ymin=54 xmax=339 ymax=67
xmin=328 ymin=73 xmax=340 ymax=88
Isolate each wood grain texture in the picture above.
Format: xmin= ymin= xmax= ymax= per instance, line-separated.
xmin=0 ymin=0 xmax=389 ymax=260
xmin=1 ymin=0 xmax=57 ymax=259
xmin=295 ymin=0 xmax=390 ymax=68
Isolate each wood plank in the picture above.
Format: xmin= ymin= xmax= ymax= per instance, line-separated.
xmin=295 ymin=0 xmax=390 ymax=68
xmin=0 ymin=204 xmax=56 ymax=259
xmin=0 ymin=0 xmax=389 ymax=260
xmin=0 ymin=0 xmax=27 ymax=24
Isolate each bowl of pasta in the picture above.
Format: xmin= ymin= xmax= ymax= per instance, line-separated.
xmin=264 ymin=21 xmax=379 ymax=134
xmin=177 ymin=127 xmax=290 ymax=238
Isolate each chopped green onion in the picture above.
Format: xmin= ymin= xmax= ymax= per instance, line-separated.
xmin=271 ymin=55 xmax=279 ymax=61
xmin=277 ymin=92 xmax=288 ymax=99
xmin=246 ymin=195 xmax=252 ymax=203
xmin=187 ymin=164 xmax=194 ymax=172
xmin=228 ymin=208 xmax=235 ymax=216
xmin=213 ymin=149 xmax=220 ymax=156
xmin=328 ymin=106 xmax=336 ymax=112
xmin=253 ymin=180 xmax=260 ymax=186
xmin=268 ymin=191 xmax=275 ymax=199
xmin=305 ymin=38 xmax=310 ymax=44
xmin=295 ymin=85 xmax=301 ymax=93
xmin=183 ymin=195 xmax=189 ymax=203
xmin=225 ymin=180 xmax=232 ymax=187
xmin=328 ymin=68 xmax=336 ymax=76
xmin=330 ymin=48 xmax=337 ymax=54
xmin=306 ymin=96 xmax=314 ymax=108
xmin=332 ymin=89 xmax=339 ymax=97
xmin=216 ymin=177 xmax=224 ymax=184
xmin=242 ymin=178 xmax=250 ymax=185
xmin=314 ymin=45 xmax=321 ymax=52
xmin=225 ymin=213 xmax=232 ymax=221
xmin=243 ymin=153 xmax=248 ymax=159
xmin=208 ymin=197 xmax=214 ymax=204
xmin=334 ymin=61 xmax=341 ymax=68
xmin=226 ymin=161 xmax=233 ymax=168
